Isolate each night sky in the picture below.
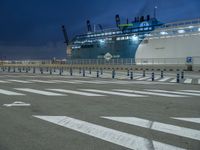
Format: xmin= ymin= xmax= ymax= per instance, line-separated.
xmin=0 ymin=0 xmax=200 ymax=60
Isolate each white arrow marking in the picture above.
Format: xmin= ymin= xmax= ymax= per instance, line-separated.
xmin=102 ymin=117 xmax=200 ymax=141
xmin=33 ymin=116 xmax=185 ymax=150
xmin=172 ymin=117 xmax=200 ymax=124
xmin=3 ymin=101 xmax=30 ymax=107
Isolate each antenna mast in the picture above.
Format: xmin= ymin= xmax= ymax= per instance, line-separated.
xmin=154 ymin=0 xmax=158 ymax=18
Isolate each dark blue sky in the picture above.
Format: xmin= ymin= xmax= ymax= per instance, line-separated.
xmin=0 ymin=0 xmax=200 ymax=59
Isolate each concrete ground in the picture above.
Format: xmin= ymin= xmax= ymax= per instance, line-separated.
xmin=0 ymin=73 xmax=200 ymax=150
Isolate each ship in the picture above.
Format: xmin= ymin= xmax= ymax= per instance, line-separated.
xmin=62 ymin=15 xmax=200 ymax=65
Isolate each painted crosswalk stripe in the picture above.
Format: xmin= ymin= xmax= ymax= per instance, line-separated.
xmin=80 ymin=89 xmax=147 ymax=97
xmin=8 ymin=80 xmax=32 ymax=83
xmin=147 ymin=76 xmax=160 ymax=81
xmin=170 ymin=79 xmax=177 ymax=83
xmin=102 ymin=116 xmax=200 ymax=141
xmin=137 ymin=77 xmax=151 ymax=81
xmin=50 ymin=80 xmax=81 ymax=84
xmin=158 ymin=77 xmax=171 ymax=82
xmin=48 ymin=89 xmax=105 ymax=96
xmin=114 ymin=89 xmax=187 ymax=97
xmin=71 ymin=80 xmax=107 ymax=84
xmin=29 ymin=80 xmax=57 ymax=83
xmin=146 ymin=89 xmax=200 ymax=96
xmin=0 ymin=89 xmax=25 ymax=95
xmin=172 ymin=117 xmax=200 ymax=124
xmin=180 ymin=90 xmax=200 ymax=93
xmin=34 ymin=116 xmax=185 ymax=150
xmin=15 ymin=88 xmax=65 ymax=96
xmin=184 ymin=79 xmax=192 ymax=84
xmin=0 ymin=80 xmax=10 ymax=83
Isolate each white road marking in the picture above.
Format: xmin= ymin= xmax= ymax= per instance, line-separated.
xmin=170 ymin=79 xmax=177 ymax=83
xmin=48 ymin=89 xmax=105 ymax=96
xmin=8 ymin=79 xmax=32 ymax=83
xmin=137 ymin=77 xmax=151 ymax=81
xmin=3 ymin=101 xmax=30 ymax=107
xmin=146 ymin=89 xmax=200 ymax=96
xmin=133 ymin=76 xmax=143 ymax=79
xmin=15 ymin=88 xmax=65 ymax=96
xmin=147 ymin=76 xmax=160 ymax=81
xmin=0 ymin=80 xmax=10 ymax=83
xmin=34 ymin=116 xmax=185 ymax=150
xmin=198 ymin=79 xmax=200 ymax=84
xmin=0 ymin=89 xmax=25 ymax=95
xmin=184 ymin=79 xmax=192 ymax=84
xmin=50 ymin=80 xmax=81 ymax=84
xmin=114 ymin=89 xmax=187 ymax=97
xmin=29 ymin=80 xmax=57 ymax=83
xmin=172 ymin=117 xmax=200 ymax=124
xmin=102 ymin=117 xmax=200 ymax=141
xmin=180 ymin=90 xmax=200 ymax=93
xmin=80 ymin=89 xmax=147 ymax=97
xmin=158 ymin=77 xmax=171 ymax=82
xmin=71 ymin=80 xmax=107 ymax=84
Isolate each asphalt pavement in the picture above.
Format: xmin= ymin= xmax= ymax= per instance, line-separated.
xmin=0 ymin=73 xmax=200 ymax=150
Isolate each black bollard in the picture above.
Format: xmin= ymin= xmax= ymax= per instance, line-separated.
xmin=181 ymin=71 xmax=184 ymax=79
xmin=127 ymin=70 xmax=130 ymax=76
xmin=161 ymin=71 xmax=164 ymax=78
xmin=143 ymin=70 xmax=146 ymax=77
xmin=59 ymin=68 xmax=62 ymax=75
xmin=130 ymin=71 xmax=133 ymax=80
xmin=112 ymin=69 xmax=115 ymax=79
xmin=50 ymin=68 xmax=52 ymax=75
xmin=97 ymin=70 xmax=99 ymax=78
xmin=100 ymin=68 xmax=103 ymax=75
xmin=89 ymin=68 xmax=91 ymax=74
xmin=54 ymin=68 xmax=56 ymax=72
xmin=152 ymin=72 xmax=155 ymax=81
xmin=26 ymin=68 xmax=28 ymax=73
xmin=40 ymin=68 xmax=43 ymax=74
xmin=70 ymin=68 xmax=73 ymax=76
xmin=33 ymin=67 xmax=35 ymax=73
xmin=177 ymin=73 xmax=180 ymax=83
xmin=8 ymin=67 xmax=10 ymax=72
xmin=79 ymin=68 xmax=81 ymax=74
xmin=83 ymin=68 xmax=85 ymax=77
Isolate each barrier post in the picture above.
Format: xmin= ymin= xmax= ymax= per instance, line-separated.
xmin=50 ymin=68 xmax=52 ymax=75
xmin=97 ymin=70 xmax=99 ymax=78
xmin=161 ymin=71 xmax=164 ymax=78
xmin=89 ymin=68 xmax=91 ymax=74
xmin=70 ymin=67 xmax=73 ymax=76
xmin=59 ymin=68 xmax=62 ymax=75
xmin=127 ymin=70 xmax=130 ymax=76
xmin=143 ymin=70 xmax=146 ymax=77
xmin=152 ymin=72 xmax=155 ymax=81
xmin=130 ymin=71 xmax=133 ymax=80
xmin=112 ymin=69 xmax=115 ymax=79
xmin=83 ymin=68 xmax=85 ymax=77
xmin=100 ymin=68 xmax=103 ymax=75
xmin=181 ymin=71 xmax=184 ymax=79
xmin=33 ymin=67 xmax=35 ymax=73
xmin=177 ymin=73 xmax=180 ymax=83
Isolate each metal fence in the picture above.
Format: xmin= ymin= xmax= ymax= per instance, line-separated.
xmin=0 ymin=57 xmax=200 ymax=65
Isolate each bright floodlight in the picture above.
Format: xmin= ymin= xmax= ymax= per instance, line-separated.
xmin=198 ymin=28 xmax=200 ymax=31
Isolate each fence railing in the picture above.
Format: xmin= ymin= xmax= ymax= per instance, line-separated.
xmin=0 ymin=57 xmax=200 ymax=66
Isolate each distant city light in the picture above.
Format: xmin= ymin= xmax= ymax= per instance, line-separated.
xmin=160 ymin=31 xmax=168 ymax=35
xmin=178 ymin=29 xmax=185 ymax=34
